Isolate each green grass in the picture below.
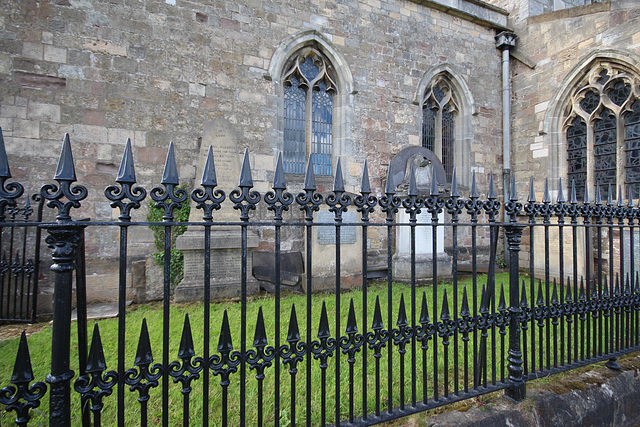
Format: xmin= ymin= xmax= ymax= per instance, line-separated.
xmin=1 ymin=271 xmax=635 ymax=425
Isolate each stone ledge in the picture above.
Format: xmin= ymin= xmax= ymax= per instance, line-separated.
xmin=421 ymin=352 xmax=640 ymax=426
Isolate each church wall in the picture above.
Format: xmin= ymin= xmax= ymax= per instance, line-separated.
xmin=507 ymin=0 xmax=640 ymax=280
xmin=0 ymin=0 xmax=505 ymax=306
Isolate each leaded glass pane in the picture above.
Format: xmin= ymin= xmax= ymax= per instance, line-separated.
xmin=433 ymin=84 xmax=445 ymax=103
xmin=422 ymin=100 xmax=436 ymax=152
xmin=597 ymin=69 xmax=609 ymax=85
xmin=312 ymin=81 xmax=333 ymax=176
xmin=567 ymin=116 xmax=587 ymax=198
xmin=608 ymin=81 xmax=631 ymax=107
xmin=283 ymin=76 xmax=306 ymax=174
xmin=625 ymin=101 xmax=640 ymax=190
xmin=594 ymin=108 xmax=617 ymax=194
xmin=300 ymin=57 xmax=319 ymax=82
xmin=442 ymin=105 xmax=454 ymax=182
xmin=580 ymin=90 xmax=599 ymax=114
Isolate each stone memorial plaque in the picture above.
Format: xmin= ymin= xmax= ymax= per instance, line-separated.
xmin=189 ymin=118 xmax=241 ymax=222
xmin=317 ymin=211 xmax=357 ymax=245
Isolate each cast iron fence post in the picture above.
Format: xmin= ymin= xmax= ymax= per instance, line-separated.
xmin=504 ymin=176 xmax=525 ymax=401
xmin=40 ymin=134 xmax=88 ymax=425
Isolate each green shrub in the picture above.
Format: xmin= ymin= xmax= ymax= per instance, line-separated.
xmin=147 ymin=186 xmax=190 ymax=289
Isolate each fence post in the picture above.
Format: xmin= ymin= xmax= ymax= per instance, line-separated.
xmin=43 ymin=224 xmax=84 ymax=426
xmin=40 ymin=134 xmax=88 ymax=426
xmin=504 ymin=176 xmax=526 ymax=402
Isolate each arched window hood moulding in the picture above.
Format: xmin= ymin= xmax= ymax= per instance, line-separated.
xmin=267 ymin=30 xmax=355 ymax=96
xmin=542 ymin=48 xmax=640 ymax=137
xmin=413 ymin=63 xmax=476 ymax=117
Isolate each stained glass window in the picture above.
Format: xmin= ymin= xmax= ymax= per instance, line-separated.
xmin=625 ymin=101 xmax=640 ymax=195
xmin=565 ymin=63 xmax=639 ymax=200
xmin=421 ymin=79 xmax=457 ymax=182
xmin=282 ymin=50 xmax=336 ymax=175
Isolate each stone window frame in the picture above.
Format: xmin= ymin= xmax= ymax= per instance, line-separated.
xmin=415 ymin=65 xmax=475 ymax=186
xmin=543 ymin=49 xmax=640 ymax=199
xmin=268 ymin=30 xmax=354 ymax=177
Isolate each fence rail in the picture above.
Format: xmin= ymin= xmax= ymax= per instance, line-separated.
xmin=0 ymin=131 xmax=639 ymax=426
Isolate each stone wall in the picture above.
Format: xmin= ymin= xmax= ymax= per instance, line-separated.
xmin=0 ymin=0 xmax=507 ymax=308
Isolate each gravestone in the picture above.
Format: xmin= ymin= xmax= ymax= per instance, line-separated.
xmin=307 ymin=209 xmax=362 ymax=292
xmin=389 ymin=146 xmax=452 ymax=282
xmin=174 ymin=119 xmax=259 ymax=302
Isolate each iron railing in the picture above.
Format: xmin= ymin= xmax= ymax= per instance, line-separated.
xmin=0 ymin=130 xmax=639 ymax=426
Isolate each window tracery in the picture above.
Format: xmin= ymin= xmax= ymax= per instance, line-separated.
xmin=283 ymin=48 xmax=336 ymax=176
xmin=421 ymin=78 xmax=458 ymax=181
xmin=564 ymin=62 xmax=640 ymax=199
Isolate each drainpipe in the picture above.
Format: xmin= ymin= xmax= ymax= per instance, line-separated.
xmin=496 ymin=31 xmax=517 ymax=264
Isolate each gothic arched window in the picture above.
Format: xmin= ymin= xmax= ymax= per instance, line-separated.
xmin=421 ymin=79 xmax=458 ymax=181
xmin=283 ymin=48 xmax=336 ymax=176
xmin=565 ymin=63 xmax=640 ymax=200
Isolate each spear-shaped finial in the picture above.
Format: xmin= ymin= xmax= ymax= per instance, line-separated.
xmin=361 ymin=160 xmax=371 ymax=194
xmin=201 ymin=146 xmax=217 ymax=187
xmin=116 ymin=139 xmax=136 ymax=184
xmin=273 ymin=152 xmax=286 ymax=190
xmin=239 ymin=148 xmax=253 ymax=188
xmin=54 ymin=133 xmax=77 ymax=182
xmin=333 ymin=158 xmax=344 ymax=192
xmin=160 ymin=142 xmax=179 ymax=185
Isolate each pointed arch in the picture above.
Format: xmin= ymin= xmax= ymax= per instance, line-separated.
xmin=415 ymin=64 xmax=475 ymax=186
xmin=268 ymin=30 xmax=354 ymax=176
xmin=542 ymin=49 xmax=640 ymax=198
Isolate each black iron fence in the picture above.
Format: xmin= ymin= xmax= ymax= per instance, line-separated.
xmin=0 ymin=131 xmax=639 ymax=426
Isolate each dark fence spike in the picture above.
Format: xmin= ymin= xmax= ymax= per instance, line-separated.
xmin=397 ymin=294 xmax=408 ymax=327
xmin=372 ymin=295 xmax=384 ymax=330
xmin=618 ymin=184 xmax=624 ymax=207
xmin=603 ymin=275 xmax=609 ymax=298
xmin=566 ymin=277 xmax=573 ymax=302
xmin=498 ymin=284 xmax=506 ymax=311
xmin=607 ymin=183 xmax=614 ymax=206
xmin=385 ymin=165 xmax=395 ymax=195
xmin=201 ymin=146 xmax=218 ymax=187
xmin=470 ymin=171 xmax=479 ymax=199
xmin=218 ymin=310 xmax=234 ymax=354
xmin=527 ymin=177 xmax=536 ymax=202
xmin=287 ymin=304 xmax=301 ymax=343
xmin=430 ymin=165 xmax=439 ymax=196
xmin=551 ymin=279 xmax=559 ymax=305
xmin=488 ymin=172 xmax=496 ymax=199
xmin=479 ymin=284 xmax=489 ymax=314
xmin=160 ymin=142 xmax=179 ymax=185
xmin=595 ymin=183 xmax=602 ymax=205
xmin=0 ymin=127 xmax=11 ymax=179
xmin=253 ymin=306 xmax=268 ymax=348
xmin=86 ymin=323 xmax=107 ymax=373
xmin=54 ymin=133 xmax=77 ymax=182
xmin=116 ymin=139 xmax=137 ymax=184
xmin=510 ymin=174 xmax=518 ymax=201
xmin=440 ymin=289 xmax=450 ymax=321
xmin=178 ymin=314 xmax=196 ymax=360
xmin=542 ymin=178 xmax=550 ymax=203
xmin=360 ymin=160 xmax=371 ymax=194
xmin=579 ymin=277 xmax=586 ymax=301
xmin=583 ymin=185 xmax=590 ymax=204
xmin=273 ymin=152 xmax=286 ymax=190
xmin=304 ymin=156 xmax=316 ymax=191
xmin=537 ymin=280 xmax=545 ymax=306
xmin=520 ymin=281 xmax=528 ymax=308
xmin=11 ymin=331 xmax=35 ymax=384
xmin=451 ymin=168 xmax=460 ymax=197
xmin=419 ymin=291 xmax=430 ymax=324
xmin=460 ymin=286 xmax=470 ymax=317
xmin=333 ymin=158 xmax=345 ymax=192
xmin=318 ymin=301 xmax=331 ymax=339
xmin=134 ymin=319 xmax=154 ymax=366
xmin=557 ymin=178 xmax=565 ymax=203
xmin=239 ymin=148 xmax=253 ymax=188
xmin=570 ymin=179 xmax=578 ymax=204
xmin=346 ymin=298 xmax=358 ymax=334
